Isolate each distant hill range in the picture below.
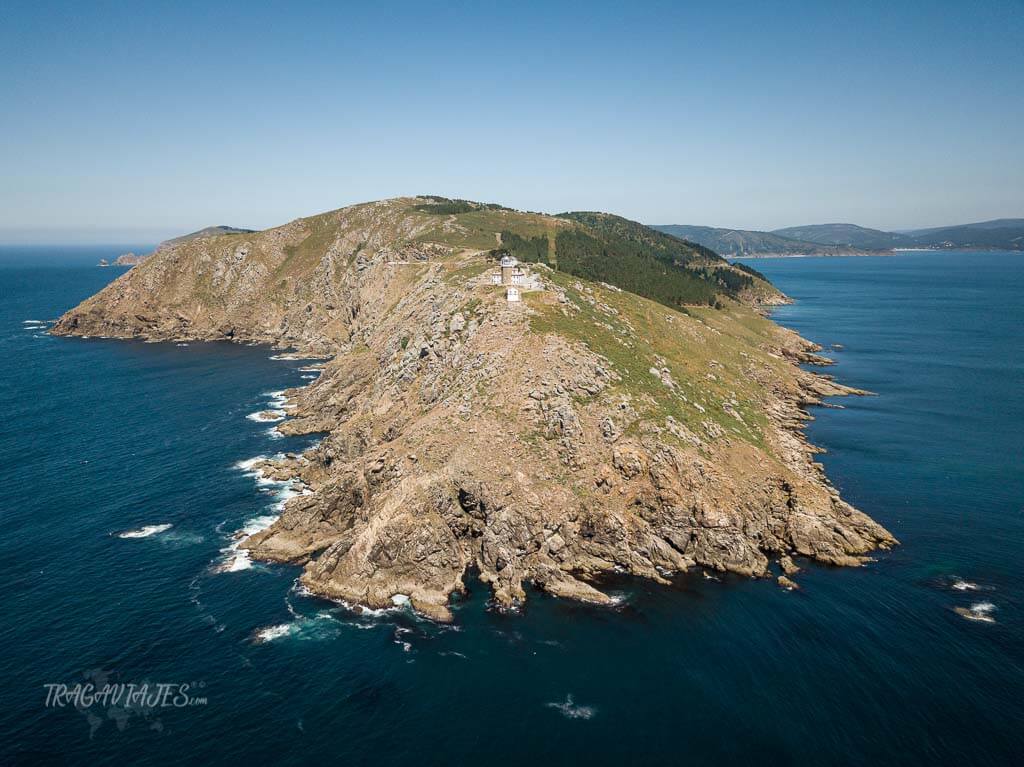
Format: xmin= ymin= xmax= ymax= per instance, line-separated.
xmin=98 ymin=225 xmax=255 ymax=267
xmin=653 ymin=218 xmax=1023 ymax=256
xmin=897 ymin=219 xmax=1024 ymax=250
xmin=651 ymin=225 xmax=869 ymax=257
xmin=771 ymin=224 xmax=911 ymax=251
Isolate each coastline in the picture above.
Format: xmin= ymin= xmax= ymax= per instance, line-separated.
xmin=735 ymin=247 xmax=1023 ymax=259
xmin=48 ymin=200 xmax=896 ymax=621
xmin=57 ymin=305 xmax=892 ymax=621
xmin=11 ymin=248 xmax=1022 ymax=765
xmin=733 ymin=251 xmax=896 ymax=259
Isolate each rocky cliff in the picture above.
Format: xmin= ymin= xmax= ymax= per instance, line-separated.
xmin=113 ymin=252 xmax=145 ymax=266
xmin=53 ymin=196 xmax=895 ymax=620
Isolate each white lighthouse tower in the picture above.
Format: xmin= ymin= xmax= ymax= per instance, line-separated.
xmin=500 ymin=254 xmax=518 ymax=285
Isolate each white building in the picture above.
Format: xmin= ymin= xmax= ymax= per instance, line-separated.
xmin=500 ymin=254 xmax=518 ymax=285
xmin=506 ymin=286 xmax=521 ymax=302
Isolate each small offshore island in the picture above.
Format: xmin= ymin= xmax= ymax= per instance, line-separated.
xmin=53 ymin=196 xmax=895 ymax=620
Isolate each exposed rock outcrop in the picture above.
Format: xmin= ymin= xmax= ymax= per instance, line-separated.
xmin=113 ymin=252 xmax=145 ymax=266
xmin=52 ymin=197 xmax=896 ymax=620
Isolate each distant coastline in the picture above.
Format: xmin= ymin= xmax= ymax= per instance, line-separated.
xmin=653 ymin=219 xmax=1024 ymax=258
xmin=731 ymin=251 xmax=896 ymax=260
xmin=734 ymin=247 xmax=1024 ymax=259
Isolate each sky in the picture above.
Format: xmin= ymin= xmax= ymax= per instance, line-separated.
xmin=1 ymin=0 xmax=1022 ymax=243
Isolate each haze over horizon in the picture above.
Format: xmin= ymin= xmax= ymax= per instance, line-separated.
xmin=2 ymin=0 xmax=1022 ymax=244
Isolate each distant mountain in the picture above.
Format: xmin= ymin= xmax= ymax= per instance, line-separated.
xmin=651 ymin=225 xmax=872 ymax=257
xmin=659 ymin=218 xmax=1024 ymax=256
xmin=771 ymin=224 xmax=913 ymax=250
xmin=905 ymin=219 xmax=1024 ymax=250
xmin=907 ymin=218 xmax=1024 ymax=235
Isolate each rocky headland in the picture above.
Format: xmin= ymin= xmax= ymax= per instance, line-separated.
xmin=53 ymin=196 xmax=895 ymax=620
xmin=99 ymin=226 xmax=256 ymax=269
xmin=114 ymin=252 xmax=144 ymax=266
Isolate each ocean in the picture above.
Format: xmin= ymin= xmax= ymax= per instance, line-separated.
xmin=1 ymin=247 xmax=1022 ymax=765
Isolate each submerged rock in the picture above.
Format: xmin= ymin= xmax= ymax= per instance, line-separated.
xmin=777 ymin=575 xmax=799 ymax=591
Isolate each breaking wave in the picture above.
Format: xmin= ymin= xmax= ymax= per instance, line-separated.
xmin=254 ymin=623 xmax=295 ymax=643
xmin=246 ymin=409 xmax=286 ymax=422
xmin=546 ymin=694 xmax=596 ymax=720
xmin=217 ymin=455 xmax=304 ymax=573
xmin=117 ymin=523 xmax=173 ymax=539
xmin=954 ymin=602 xmax=997 ymax=623
xmin=251 ymin=610 xmax=353 ymax=644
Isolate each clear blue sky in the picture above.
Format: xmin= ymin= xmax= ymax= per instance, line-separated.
xmin=2 ymin=0 xmax=1022 ymax=243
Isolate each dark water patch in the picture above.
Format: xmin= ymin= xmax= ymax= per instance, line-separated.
xmin=1 ymin=250 xmax=1022 ymax=764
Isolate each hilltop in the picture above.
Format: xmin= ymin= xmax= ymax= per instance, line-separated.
xmin=772 ymin=223 xmax=913 ymax=250
xmin=156 ymin=225 xmax=256 ymax=251
xmin=780 ymin=219 xmax=1024 ymax=251
xmin=903 ymin=218 xmax=1024 ymax=250
xmin=53 ymin=196 xmax=894 ymax=620
xmin=98 ymin=225 xmax=255 ymax=268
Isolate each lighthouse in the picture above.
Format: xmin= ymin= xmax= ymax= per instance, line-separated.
xmin=500 ymin=254 xmax=518 ymax=285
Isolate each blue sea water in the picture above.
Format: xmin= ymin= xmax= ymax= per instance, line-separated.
xmin=1 ymin=247 xmax=1022 ymax=765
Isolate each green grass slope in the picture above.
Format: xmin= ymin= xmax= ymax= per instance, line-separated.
xmin=411 ymin=197 xmax=783 ymax=309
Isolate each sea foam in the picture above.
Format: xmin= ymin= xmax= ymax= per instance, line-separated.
xmin=263 ymin=390 xmax=289 ymax=407
xmin=219 ymin=511 xmax=280 ymax=572
xmin=234 ymin=455 xmax=269 ymax=472
xmin=218 ymin=456 xmax=302 ymax=573
xmin=246 ymin=409 xmax=286 ymax=423
xmin=118 ymin=523 xmax=173 ymax=539
xmin=955 ymin=602 xmax=997 ymax=623
xmin=546 ymin=695 xmax=596 ymax=720
xmin=254 ymin=623 xmax=295 ymax=643
xmin=252 ymin=611 xmax=349 ymax=643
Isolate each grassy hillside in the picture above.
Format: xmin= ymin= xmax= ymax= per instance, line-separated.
xmin=410 ymin=198 xmax=782 ymax=309
xmin=906 ymin=219 xmax=1024 ymax=250
xmin=526 ymin=269 xmax=780 ymax=448
xmin=553 ymin=211 xmax=728 ymax=307
xmin=157 ymin=225 xmax=256 ymax=251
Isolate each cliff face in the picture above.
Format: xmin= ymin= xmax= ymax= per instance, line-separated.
xmin=53 ymin=197 xmax=895 ymax=620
